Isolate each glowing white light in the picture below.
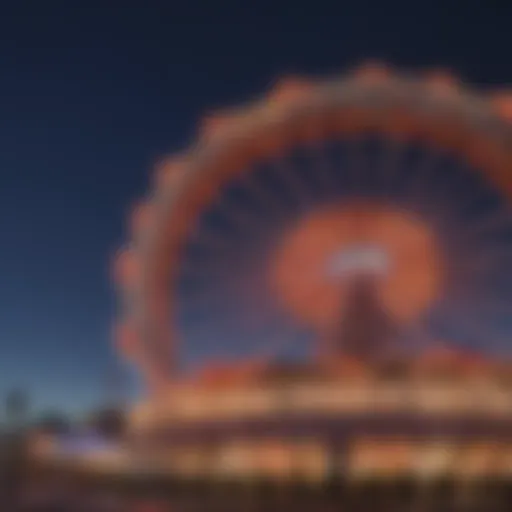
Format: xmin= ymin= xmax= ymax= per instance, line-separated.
xmin=326 ymin=244 xmax=390 ymax=277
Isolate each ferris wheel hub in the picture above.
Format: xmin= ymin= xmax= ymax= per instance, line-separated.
xmin=326 ymin=244 xmax=391 ymax=278
xmin=271 ymin=203 xmax=444 ymax=334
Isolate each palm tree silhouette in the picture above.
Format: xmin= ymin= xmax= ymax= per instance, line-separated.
xmin=5 ymin=388 xmax=29 ymax=428
xmin=2 ymin=388 xmax=30 ymax=509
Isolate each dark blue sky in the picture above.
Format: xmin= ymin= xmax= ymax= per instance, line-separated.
xmin=0 ymin=2 xmax=510 ymax=417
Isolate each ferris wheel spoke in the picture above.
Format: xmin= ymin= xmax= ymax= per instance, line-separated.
xmin=404 ymin=147 xmax=444 ymax=208
xmin=449 ymin=263 xmax=512 ymax=288
xmin=459 ymin=306 xmax=512 ymax=331
xmin=455 ymin=208 xmax=512 ymax=244
xmin=372 ymin=138 xmax=405 ymax=199
xmin=237 ymin=167 xmax=292 ymax=218
xmin=305 ymin=140 xmax=340 ymax=194
xmin=178 ymin=308 xmax=248 ymax=340
xmin=442 ymin=289 xmax=512 ymax=316
xmin=471 ymin=300 xmax=512 ymax=320
xmin=182 ymin=266 xmax=269 ymax=302
xmin=178 ymin=260 xmax=252 ymax=287
xmin=184 ymin=208 xmax=273 ymax=255
xmin=346 ymin=136 xmax=370 ymax=194
xmin=325 ymin=136 xmax=362 ymax=194
xmin=184 ymin=226 xmax=236 ymax=253
xmin=181 ymin=304 xmax=289 ymax=350
xmin=178 ymin=293 xmax=263 ymax=319
xmin=178 ymin=232 xmax=273 ymax=281
xmin=357 ymin=137 xmax=390 ymax=195
xmin=177 ymin=273 xmax=263 ymax=309
xmin=189 ymin=173 xmax=293 ymax=254
xmin=419 ymin=165 xmax=481 ymax=228
xmin=178 ymin=276 xmax=313 ymax=364
xmin=178 ymin=257 xmax=239 ymax=281
xmin=268 ymin=155 xmax=314 ymax=211
xmin=410 ymin=177 xmax=456 ymax=228
xmin=234 ymin=309 xmax=313 ymax=364
xmin=201 ymin=178 xmax=278 ymax=235
xmin=212 ymin=197 xmax=266 ymax=233
xmin=453 ymin=245 xmax=512 ymax=275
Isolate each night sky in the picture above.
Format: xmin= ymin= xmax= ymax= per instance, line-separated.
xmin=0 ymin=2 xmax=510 ymax=418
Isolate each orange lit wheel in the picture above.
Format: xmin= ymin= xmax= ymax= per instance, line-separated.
xmin=272 ymin=203 xmax=443 ymax=331
xmin=114 ymin=65 xmax=512 ymax=389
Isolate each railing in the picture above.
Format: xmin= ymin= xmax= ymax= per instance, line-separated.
xmin=129 ymin=382 xmax=512 ymax=428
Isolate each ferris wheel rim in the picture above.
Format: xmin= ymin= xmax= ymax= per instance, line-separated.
xmin=115 ymin=68 xmax=512 ymax=386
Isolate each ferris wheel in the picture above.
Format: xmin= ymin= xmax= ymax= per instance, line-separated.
xmin=113 ymin=63 xmax=512 ymax=389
